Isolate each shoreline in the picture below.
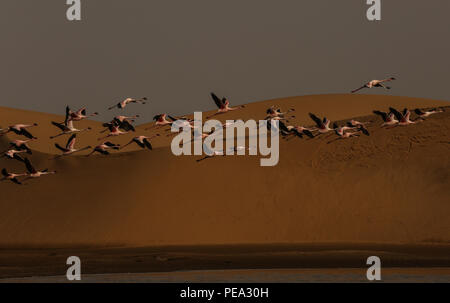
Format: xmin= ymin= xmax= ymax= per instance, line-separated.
xmin=2 ymin=267 xmax=450 ymax=283
xmin=1 ymin=243 xmax=449 ymax=280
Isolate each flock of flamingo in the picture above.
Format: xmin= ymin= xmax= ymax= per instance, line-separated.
xmin=0 ymin=77 xmax=446 ymax=184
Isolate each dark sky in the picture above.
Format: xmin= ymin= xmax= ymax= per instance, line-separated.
xmin=1 ymin=0 xmax=449 ymax=122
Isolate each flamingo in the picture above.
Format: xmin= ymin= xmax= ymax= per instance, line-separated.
xmin=145 ymin=114 xmax=176 ymax=130
xmin=206 ymin=92 xmax=245 ymax=119
xmin=120 ymin=135 xmax=159 ymax=150
xmin=346 ymin=120 xmax=371 ymax=127
xmin=53 ymin=134 xmax=91 ymax=159
xmin=7 ymin=139 xmax=35 ymax=154
xmin=113 ymin=115 xmax=139 ymax=131
xmin=333 ymin=123 xmax=360 ymax=138
xmin=373 ymin=110 xmax=399 ymax=127
xmin=22 ymin=158 xmax=56 ymax=180
xmin=278 ymin=121 xmax=314 ymax=139
xmin=414 ymin=108 xmax=444 ymax=119
xmin=1 ymin=149 xmax=28 ymax=162
xmin=172 ymin=118 xmax=197 ymax=129
xmin=327 ymin=123 xmax=369 ymax=143
xmin=264 ymin=116 xmax=287 ymax=122
xmin=389 ymin=107 xmax=421 ymax=126
xmin=50 ymin=120 xmax=91 ymax=139
xmin=0 ymin=123 xmax=38 ymax=139
xmin=308 ymin=113 xmax=333 ymax=134
xmin=101 ymin=115 xmax=138 ymax=133
xmin=265 ymin=106 xmax=294 ymax=120
xmin=222 ymin=120 xmax=242 ymax=129
xmin=86 ymin=142 xmax=121 ymax=156
xmin=351 ymin=77 xmax=396 ymax=93
xmin=67 ymin=106 xmax=99 ymax=122
xmin=164 ymin=118 xmax=200 ymax=137
xmin=114 ymin=115 xmax=139 ymax=131
xmin=1 ymin=168 xmax=27 ymax=185
xmin=108 ymin=97 xmax=147 ymax=110
xmin=98 ymin=122 xmax=128 ymax=141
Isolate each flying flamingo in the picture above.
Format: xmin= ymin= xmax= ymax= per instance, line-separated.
xmin=1 ymin=168 xmax=27 ymax=185
xmin=389 ymin=107 xmax=421 ymax=126
xmin=373 ymin=110 xmax=399 ymax=127
xmin=145 ymin=114 xmax=176 ymax=130
xmin=351 ymin=77 xmax=396 ymax=93
xmin=206 ymin=92 xmax=245 ymax=119
xmin=1 ymin=149 xmax=28 ymax=162
xmin=346 ymin=120 xmax=371 ymax=127
xmin=167 ymin=118 xmax=200 ymax=137
xmin=50 ymin=120 xmax=91 ymax=139
xmin=98 ymin=122 xmax=128 ymax=141
xmin=0 ymin=123 xmax=38 ymax=139
xmin=120 ymin=135 xmax=159 ymax=150
xmin=114 ymin=115 xmax=139 ymax=122
xmin=108 ymin=97 xmax=147 ymax=110
xmin=101 ymin=115 xmax=138 ymax=133
xmin=67 ymin=106 xmax=99 ymax=122
xmin=308 ymin=113 xmax=333 ymax=134
xmin=264 ymin=115 xmax=287 ymax=122
xmin=327 ymin=123 xmax=369 ymax=143
xmin=86 ymin=142 xmax=121 ymax=156
xmin=334 ymin=123 xmax=360 ymax=138
xmin=7 ymin=139 xmax=35 ymax=154
xmin=53 ymin=134 xmax=91 ymax=159
xmin=222 ymin=120 xmax=244 ymax=129
xmin=265 ymin=106 xmax=295 ymax=120
xmin=173 ymin=118 xmax=197 ymax=129
xmin=22 ymin=158 xmax=56 ymax=181
xmin=278 ymin=121 xmax=314 ymax=139
xmin=414 ymin=108 xmax=445 ymax=119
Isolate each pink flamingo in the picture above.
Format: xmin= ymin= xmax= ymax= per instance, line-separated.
xmin=373 ymin=110 xmax=399 ymax=127
xmin=278 ymin=121 xmax=314 ymax=139
xmin=120 ymin=135 xmax=159 ymax=150
xmin=86 ymin=142 xmax=121 ymax=156
xmin=66 ymin=106 xmax=99 ymax=122
xmin=1 ymin=149 xmax=27 ymax=162
xmin=0 ymin=123 xmax=38 ymax=139
xmin=145 ymin=114 xmax=176 ymax=130
xmin=108 ymin=97 xmax=147 ymax=110
xmin=6 ymin=139 xmax=35 ymax=154
xmin=98 ymin=122 xmax=128 ymax=141
xmin=351 ymin=77 xmax=396 ymax=93
xmin=414 ymin=108 xmax=444 ymax=119
xmin=1 ymin=168 xmax=27 ymax=185
xmin=308 ymin=113 xmax=333 ymax=134
xmin=22 ymin=158 xmax=56 ymax=181
xmin=53 ymin=134 xmax=91 ymax=159
xmin=50 ymin=119 xmax=91 ymax=139
xmin=206 ymin=92 xmax=245 ymax=118
xmin=390 ymin=107 xmax=421 ymax=126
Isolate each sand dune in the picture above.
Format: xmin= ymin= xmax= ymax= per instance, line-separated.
xmin=0 ymin=94 xmax=449 ymax=248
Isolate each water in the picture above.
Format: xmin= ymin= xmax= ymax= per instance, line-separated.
xmin=1 ymin=268 xmax=449 ymax=283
